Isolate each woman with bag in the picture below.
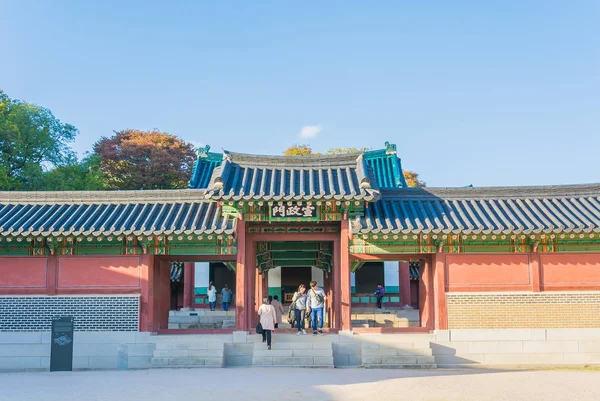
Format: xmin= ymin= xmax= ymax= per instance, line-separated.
xmin=258 ymin=297 xmax=276 ymax=350
xmin=207 ymin=281 xmax=217 ymax=311
xmin=292 ymin=284 xmax=308 ymax=335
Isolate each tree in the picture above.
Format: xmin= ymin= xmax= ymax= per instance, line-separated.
xmin=0 ymin=90 xmax=78 ymax=190
xmin=94 ymin=129 xmax=196 ymax=190
xmin=403 ymin=171 xmax=426 ymax=187
xmin=282 ymin=145 xmax=426 ymax=187
xmin=39 ymin=154 xmax=105 ymax=191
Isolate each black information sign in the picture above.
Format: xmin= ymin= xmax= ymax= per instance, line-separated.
xmin=50 ymin=316 xmax=74 ymax=372
xmin=269 ymin=203 xmax=318 ymax=221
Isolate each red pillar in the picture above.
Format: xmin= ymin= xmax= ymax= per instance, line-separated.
xmin=139 ymin=255 xmax=154 ymax=332
xmin=155 ymin=260 xmax=171 ymax=331
xmin=530 ymin=252 xmax=542 ymax=292
xmin=399 ymin=261 xmax=411 ymax=306
xmin=432 ymin=252 xmax=448 ymax=330
xmin=419 ymin=258 xmax=434 ymax=329
xmin=183 ymin=262 xmax=194 ymax=309
xmin=340 ymin=218 xmax=351 ymax=331
xmin=47 ymin=255 xmax=58 ymax=296
xmin=235 ymin=218 xmax=247 ymax=331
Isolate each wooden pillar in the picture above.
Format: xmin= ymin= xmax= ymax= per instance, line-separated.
xmin=324 ymin=272 xmax=332 ymax=328
xmin=340 ymin=218 xmax=351 ymax=331
xmin=139 ymin=255 xmax=154 ymax=332
xmin=247 ymin=238 xmax=257 ymax=330
xmin=432 ymin=252 xmax=448 ymax=330
xmin=155 ymin=260 xmax=171 ymax=331
xmin=419 ymin=258 xmax=434 ymax=329
xmin=235 ymin=218 xmax=247 ymax=331
xmin=399 ymin=261 xmax=411 ymax=306
xmin=46 ymin=255 xmax=58 ymax=296
xmin=530 ymin=252 xmax=542 ymax=292
xmin=182 ymin=262 xmax=194 ymax=309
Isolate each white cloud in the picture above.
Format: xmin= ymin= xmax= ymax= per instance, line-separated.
xmin=298 ymin=125 xmax=323 ymax=139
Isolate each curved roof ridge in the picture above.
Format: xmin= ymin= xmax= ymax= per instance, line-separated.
xmin=0 ymin=189 xmax=207 ymax=204
xmin=380 ymin=183 xmax=600 ymax=199
xmin=223 ymin=150 xmax=363 ymax=167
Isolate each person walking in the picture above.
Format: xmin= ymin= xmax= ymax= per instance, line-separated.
xmin=221 ymin=284 xmax=233 ymax=311
xmin=306 ymin=280 xmax=327 ymax=335
xmin=292 ymin=284 xmax=308 ymax=335
xmin=258 ymin=297 xmax=276 ymax=350
xmin=374 ymin=283 xmax=385 ymax=309
xmin=207 ymin=281 xmax=217 ymax=311
xmin=271 ymin=295 xmax=284 ymax=329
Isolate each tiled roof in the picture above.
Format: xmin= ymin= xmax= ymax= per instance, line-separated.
xmin=189 ymin=145 xmax=223 ymax=189
xmin=353 ymin=184 xmax=600 ymax=235
xmin=364 ymin=143 xmax=407 ymax=188
xmin=0 ymin=190 xmax=236 ymax=237
xmin=204 ymin=151 xmax=380 ymax=201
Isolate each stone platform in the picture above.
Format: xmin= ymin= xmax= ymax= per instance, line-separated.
xmin=351 ymin=307 xmax=420 ymax=328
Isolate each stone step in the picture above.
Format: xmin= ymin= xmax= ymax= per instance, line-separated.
xmin=364 ymin=364 xmax=437 ymax=369
xmin=254 ymin=342 xmax=332 ymax=350
xmin=362 ymin=347 xmax=433 ymax=356
xmin=253 ymin=348 xmax=332 ymax=357
xmin=252 ymin=356 xmax=334 ymax=368
xmin=363 ymin=355 xmax=435 ymax=365
xmin=248 ymin=334 xmax=335 ymax=343
xmin=153 ymin=349 xmax=223 ymax=358
xmin=155 ymin=342 xmax=225 ymax=350
xmin=151 ymin=356 xmax=223 ymax=368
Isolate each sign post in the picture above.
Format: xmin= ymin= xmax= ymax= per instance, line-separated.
xmin=50 ymin=316 xmax=74 ymax=372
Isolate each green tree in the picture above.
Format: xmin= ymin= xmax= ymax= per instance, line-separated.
xmin=40 ymin=154 xmax=105 ymax=191
xmin=94 ymin=129 xmax=196 ymax=190
xmin=0 ymin=90 xmax=78 ymax=190
xmin=282 ymin=145 xmax=426 ymax=187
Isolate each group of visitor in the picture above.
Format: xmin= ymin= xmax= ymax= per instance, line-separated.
xmin=206 ymin=282 xmax=233 ymax=311
xmin=257 ymin=281 xmax=327 ymax=349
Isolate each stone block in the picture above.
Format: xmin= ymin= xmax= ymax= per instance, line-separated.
xmin=416 ymin=356 xmax=436 ymax=364
xmin=467 ymin=341 xmax=523 ymax=354
xmin=207 ymin=342 xmax=225 ymax=350
xmin=334 ymin=355 xmax=349 ymax=366
xmin=172 ymin=343 xmax=208 ymax=350
xmin=433 ymin=354 xmax=485 ymax=366
xmin=0 ymin=344 xmax=50 ymax=357
xmin=225 ymin=343 xmax=253 ymax=357
xmin=522 ymin=341 xmax=579 ymax=354
xmin=74 ymin=343 xmax=118 ymax=357
xmin=483 ymin=353 xmax=565 ymax=365
xmin=292 ymin=349 xmax=332 ymax=357
xmin=135 ymin=332 xmax=151 ymax=343
xmin=188 ymin=349 xmax=223 ymax=357
xmin=0 ymin=357 xmax=42 ymax=370
xmin=204 ymin=357 xmax=223 ymax=366
xmin=76 ymin=332 xmax=137 ymax=344
xmin=127 ymin=356 xmax=151 ymax=369
xmin=151 ymin=358 xmax=170 ymax=367
xmin=255 ymin=350 xmax=292 ymax=357
xmin=578 ymin=340 xmax=600 ymax=353
xmin=336 ymin=343 xmax=361 ymax=355
xmin=252 ymin=357 xmax=273 ymax=366
xmin=546 ymin=329 xmax=600 ymax=341
xmin=272 ymin=357 xmax=313 ymax=366
xmin=0 ymin=332 xmax=44 ymax=344
xmin=430 ymin=342 xmax=468 ymax=355
xmin=168 ymin=323 xmax=180 ymax=329
xmin=362 ymin=356 xmax=382 ymax=364
xmin=88 ymin=357 xmax=117 ymax=369
xmin=313 ymin=356 xmax=334 ymax=366
xmin=232 ymin=331 xmax=247 ymax=343
xmin=153 ymin=349 xmax=188 ymax=358
xmin=338 ymin=331 xmax=354 ymax=343
xmin=363 ymin=348 xmax=398 ymax=356
xmin=450 ymin=329 xmax=538 ymax=342
xmin=126 ymin=344 xmax=155 ymax=357
xmin=381 ymin=356 xmax=418 ymax=364
xmin=224 ymin=356 xmax=252 ymax=367
xmin=169 ymin=357 xmax=205 ymax=366
xmin=434 ymin=330 xmax=450 ymax=342
xmin=562 ymin=353 xmax=600 ymax=364
xmin=73 ymin=356 xmax=89 ymax=369
xmin=348 ymin=355 xmax=362 ymax=366
xmin=269 ymin=343 xmax=312 ymax=350
xmin=311 ymin=342 xmax=334 ymax=349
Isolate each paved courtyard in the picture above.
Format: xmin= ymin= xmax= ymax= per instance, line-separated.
xmin=1 ymin=368 xmax=600 ymax=401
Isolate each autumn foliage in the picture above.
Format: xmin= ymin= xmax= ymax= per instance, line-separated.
xmin=283 ymin=145 xmax=426 ymax=187
xmin=94 ymin=130 xmax=196 ymax=190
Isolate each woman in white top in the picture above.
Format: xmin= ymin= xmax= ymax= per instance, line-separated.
xmin=258 ymin=297 xmax=277 ymax=349
xmin=207 ymin=281 xmax=217 ymax=311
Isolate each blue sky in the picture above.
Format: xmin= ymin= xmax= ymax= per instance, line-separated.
xmin=2 ymin=1 xmax=599 ymax=187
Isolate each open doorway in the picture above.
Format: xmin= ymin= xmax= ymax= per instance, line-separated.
xmin=280 ymin=267 xmax=312 ymax=304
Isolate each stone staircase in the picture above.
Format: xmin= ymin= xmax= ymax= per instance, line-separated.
xmin=360 ymin=334 xmax=436 ymax=369
xmin=150 ymin=335 xmax=225 ymax=368
xmin=351 ymin=308 xmax=420 ymax=328
xmin=168 ymin=310 xmax=235 ymax=329
xmin=251 ymin=334 xmax=334 ymax=368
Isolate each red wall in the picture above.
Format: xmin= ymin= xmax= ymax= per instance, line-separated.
xmin=0 ymin=257 xmax=47 ymax=288
xmin=541 ymin=253 xmax=600 ymax=290
xmin=445 ymin=254 xmax=531 ymax=291
xmin=58 ymin=256 xmax=141 ymax=288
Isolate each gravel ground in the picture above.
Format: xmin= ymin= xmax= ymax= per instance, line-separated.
xmin=1 ymin=368 xmax=600 ymax=401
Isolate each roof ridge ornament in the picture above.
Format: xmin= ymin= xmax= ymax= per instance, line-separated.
xmin=197 ymin=145 xmax=211 ymax=158
xmin=384 ymin=141 xmax=397 ymax=155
